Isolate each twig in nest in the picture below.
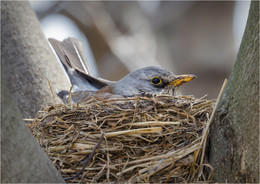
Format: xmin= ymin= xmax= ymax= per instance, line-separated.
xmin=147 ymin=148 xmax=175 ymax=174
xmin=64 ymin=132 xmax=104 ymax=181
xmin=198 ymin=78 xmax=228 ymax=178
xmin=47 ymin=79 xmax=56 ymax=104
xmin=68 ymin=85 xmax=73 ymax=106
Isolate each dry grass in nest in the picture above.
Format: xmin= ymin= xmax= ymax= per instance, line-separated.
xmin=30 ymin=95 xmax=215 ymax=183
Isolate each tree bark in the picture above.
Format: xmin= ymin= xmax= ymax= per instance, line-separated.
xmin=208 ymin=1 xmax=259 ymax=182
xmin=1 ymin=79 xmax=64 ymax=183
xmin=1 ymin=1 xmax=70 ymax=119
xmin=1 ymin=1 xmax=68 ymax=182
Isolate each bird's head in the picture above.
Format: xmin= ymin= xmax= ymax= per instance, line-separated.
xmin=113 ymin=66 xmax=196 ymax=96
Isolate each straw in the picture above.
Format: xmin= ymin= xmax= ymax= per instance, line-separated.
xmin=31 ymin=94 xmax=215 ymax=183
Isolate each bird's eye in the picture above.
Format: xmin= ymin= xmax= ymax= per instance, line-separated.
xmin=151 ymin=77 xmax=162 ymax=85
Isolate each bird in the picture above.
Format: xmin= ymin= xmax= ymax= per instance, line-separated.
xmin=49 ymin=37 xmax=196 ymax=104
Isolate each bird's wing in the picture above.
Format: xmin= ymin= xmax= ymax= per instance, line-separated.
xmin=48 ymin=37 xmax=115 ymax=91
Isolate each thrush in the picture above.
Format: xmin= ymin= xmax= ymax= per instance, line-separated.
xmin=49 ymin=38 xmax=196 ymax=104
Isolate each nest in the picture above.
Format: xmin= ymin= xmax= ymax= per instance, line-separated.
xmin=30 ymin=95 xmax=214 ymax=183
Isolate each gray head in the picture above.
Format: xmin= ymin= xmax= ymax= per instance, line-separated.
xmin=113 ymin=66 xmax=196 ymax=96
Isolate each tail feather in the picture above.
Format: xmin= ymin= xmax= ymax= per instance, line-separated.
xmin=49 ymin=37 xmax=109 ymax=91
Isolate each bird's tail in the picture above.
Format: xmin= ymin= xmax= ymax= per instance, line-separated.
xmin=48 ymin=37 xmax=108 ymax=91
xmin=49 ymin=37 xmax=93 ymax=76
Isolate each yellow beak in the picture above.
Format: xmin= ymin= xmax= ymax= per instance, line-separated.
xmin=169 ymin=74 xmax=197 ymax=87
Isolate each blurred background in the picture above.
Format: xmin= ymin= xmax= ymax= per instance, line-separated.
xmin=30 ymin=1 xmax=250 ymax=99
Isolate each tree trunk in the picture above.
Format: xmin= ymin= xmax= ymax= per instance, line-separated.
xmin=1 ymin=1 xmax=70 ymax=119
xmin=208 ymin=1 xmax=259 ymax=182
xmin=1 ymin=79 xmax=64 ymax=183
xmin=1 ymin=1 xmax=68 ymax=182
